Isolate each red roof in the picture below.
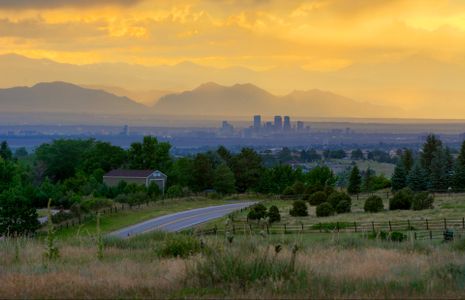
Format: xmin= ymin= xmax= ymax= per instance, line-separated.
xmin=104 ymin=169 xmax=156 ymax=178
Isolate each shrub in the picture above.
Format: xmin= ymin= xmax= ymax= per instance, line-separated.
xmin=51 ymin=210 xmax=74 ymax=223
xmin=364 ymin=195 xmax=384 ymax=213
xmin=368 ymin=230 xmax=407 ymax=242
xmin=291 ymin=181 xmax=306 ymax=196
xmin=247 ymin=203 xmax=267 ymax=220
xmin=316 ymin=202 xmax=334 ymax=217
xmin=289 ymin=200 xmax=308 ymax=217
xmin=156 ymin=235 xmax=201 ymax=258
xmin=328 ymin=191 xmax=351 ymax=208
xmin=308 ymin=191 xmax=327 ymax=206
xmin=335 ymin=200 xmax=351 ymax=214
xmin=267 ymin=205 xmax=281 ymax=223
xmin=389 ymin=188 xmax=413 ymax=210
xmin=165 ymin=185 xmax=184 ymax=198
xmin=412 ymin=192 xmax=434 ymax=210
xmin=80 ymin=197 xmax=113 ymax=211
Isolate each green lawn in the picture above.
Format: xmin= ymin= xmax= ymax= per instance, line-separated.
xmin=52 ymin=198 xmax=250 ymax=239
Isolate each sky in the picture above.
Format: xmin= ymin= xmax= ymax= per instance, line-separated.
xmin=1 ymin=0 xmax=465 ymax=118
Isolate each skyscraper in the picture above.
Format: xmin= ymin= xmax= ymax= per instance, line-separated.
xmin=274 ymin=115 xmax=282 ymax=130
xmin=253 ymin=115 xmax=261 ymax=129
xmin=283 ymin=116 xmax=291 ymax=131
xmin=297 ymin=121 xmax=304 ymax=131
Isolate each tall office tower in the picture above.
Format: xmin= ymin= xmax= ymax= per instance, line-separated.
xmin=123 ymin=124 xmax=130 ymax=136
xmin=283 ymin=116 xmax=291 ymax=131
xmin=297 ymin=121 xmax=304 ymax=131
xmin=253 ymin=115 xmax=261 ymax=129
xmin=274 ymin=115 xmax=283 ymax=130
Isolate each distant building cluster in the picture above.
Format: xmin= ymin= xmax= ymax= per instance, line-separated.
xmin=250 ymin=115 xmax=309 ymax=135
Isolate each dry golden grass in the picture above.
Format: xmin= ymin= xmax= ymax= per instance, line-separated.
xmin=2 ymin=234 xmax=465 ymax=299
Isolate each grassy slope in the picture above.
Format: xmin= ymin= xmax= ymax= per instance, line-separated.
xmin=200 ymin=191 xmax=465 ymax=230
xmin=53 ymin=198 xmax=246 ymax=239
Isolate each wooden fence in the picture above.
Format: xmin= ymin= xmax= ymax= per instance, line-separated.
xmin=193 ymin=217 xmax=465 ymax=241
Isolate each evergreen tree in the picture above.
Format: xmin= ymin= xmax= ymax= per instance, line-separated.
xmin=362 ymin=167 xmax=375 ymax=192
xmin=0 ymin=141 xmax=12 ymax=161
xmin=0 ymin=189 xmax=39 ymax=236
xmin=407 ymin=162 xmax=428 ymax=191
xmin=347 ymin=166 xmax=361 ymax=195
xmin=401 ymin=149 xmax=414 ymax=173
xmin=452 ymin=140 xmax=465 ymax=190
xmin=429 ymin=148 xmax=450 ymax=191
xmin=391 ymin=163 xmax=407 ymax=191
xmin=421 ymin=134 xmax=442 ymax=174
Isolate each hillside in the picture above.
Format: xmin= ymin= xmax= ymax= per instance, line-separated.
xmin=0 ymin=82 xmax=147 ymax=114
xmin=155 ymin=83 xmax=398 ymax=117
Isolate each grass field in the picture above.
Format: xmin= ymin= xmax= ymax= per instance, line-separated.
xmin=207 ymin=191 xmax=465 ymax=226
xmin=52 ymin=197 xmax=245 ymax=239
xmin=2 ymin=231 xmax=465 ymax=298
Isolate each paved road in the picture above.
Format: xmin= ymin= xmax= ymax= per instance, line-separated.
xmin=108 ymin=201 xmax=256 ymax=238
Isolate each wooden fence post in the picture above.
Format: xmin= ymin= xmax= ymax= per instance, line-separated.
xmin=414 ymin=232 xmax=417 ymax=240
xmin=426 ymin=219 xmax=429 ymax=230
xmin=266 ymin=224 xmax=270 ymax=235
xmin=430 ymin=230 xmax=433 ymax=240
xmin=407 ymin=219 xmax=411 ymax=230
xmin=462 ymin=217 xmax=464 ymax=229
xmin=336 ymin=222 xmax=339 ymax=232
xmin=354 ymin=222 xmax=357 ymax=233
xmin=371 ymin=221 xmax=375 ymax=233
xmin=284 ymin=224 xmax=287 ymax=234
xmin=232 ymin=224 xmax=236 ymax=234
xmin=444 ymin=218 xmax=447 ymax=230
xmin=301 ymin=223 xmax=304 ymax=232
xmin=388 ymin=221 xmax=392 ymax=232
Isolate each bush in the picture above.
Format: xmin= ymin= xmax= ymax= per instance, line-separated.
xmin=335 ymin=200 xmax=351 ymax=214
xmin=364 ymin=195 xmax=384 ymax=213
xmin=247 ymin=203 xmax=267 ymax=220
xmin=308 ymin=191 xmax=327 ymax=206
xmin=80 ymin=197 xmax=113 ymax=211
xmin=316 ymin=202 xmax=334 ymax=217
xmin=368 ymin=230 xmax=407 ymax=242
xmin=267 ymin=205 xmax=281 ymax=223
xmin=328 ymin=191 xmax=351 ymax=208
xmin=412 ymin=192 xmax=434 ymax=210
xmin=291 ymin=181 xmax=306 ymax=196
xmin=289 ymin=200 xmax=308 ymax=217
xmin=165 ymin=185 xmax=184 ymax=198
xmin=156 ymin=235 xmax=201 ymax=258
xmin=389 ymin=188 xmax=413 ymax=210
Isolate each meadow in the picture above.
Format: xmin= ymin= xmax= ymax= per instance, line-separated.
xmin=2 ymin=231 xmax=465 ymax=298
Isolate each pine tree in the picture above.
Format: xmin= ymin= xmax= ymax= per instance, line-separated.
xmin=347 ymin=166 xmax=361 ymax=195
xmin=401 ymin=149 xmax=414 ymax=173
xmin=407 ymin=162 xmax=428 ymax=191
xmin=362 ymin=167 xmax=375 ymax=192
xmin=391 ymin=163 xmax=407 ymax=191
xmin=421 ymin=134 xmax=443 ymax=174
xmin=429 ymin=148 xmax=449 ymax=191
xmin=452 ymin=140 xmax=465 ymax=190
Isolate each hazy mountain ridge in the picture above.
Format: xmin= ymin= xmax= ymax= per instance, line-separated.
xmin=0 ymin=81 xmax=147 ymax=114
xmin=155 ymin=83 xmax=399 ymax=117
xmin=0 ymin=80 xmax=398 ymax=117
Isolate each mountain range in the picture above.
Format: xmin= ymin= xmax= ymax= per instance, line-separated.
xmin=0 ymin=81 xmax=398 ymax=118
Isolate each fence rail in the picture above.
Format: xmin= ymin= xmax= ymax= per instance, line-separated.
xmin=194 ymin=217 xmax=465 ymax=240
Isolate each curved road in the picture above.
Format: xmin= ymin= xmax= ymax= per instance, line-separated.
xmin=108 ymin=201 xmax=256 ymax=238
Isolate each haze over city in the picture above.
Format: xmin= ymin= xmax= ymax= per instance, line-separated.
xmin=1 ymin=0 xmax=465 ymax=118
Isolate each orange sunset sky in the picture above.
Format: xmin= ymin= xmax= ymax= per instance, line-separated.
xmin=1 ymin=0 xmax=465 ymax=118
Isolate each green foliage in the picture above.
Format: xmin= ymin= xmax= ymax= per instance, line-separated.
xmin=191 ymin=153 xmax=215 ymax=192
xmin=0 ymin=141 xmax=13 ymax=161
xmin=421 ymin=134 xmax=443 ymax=174
xmin=412 ymin=192 xmax=434 ymax=210
xmin=391 ymin=163 xmax=407 ymax=191
xmin=267 ymin=205 xmax=281 ymax=223
xmin=289 ymin=200 xmax=308 ymax=217
xmin=127 ymin=136 xmax=172 ymax=172
xmin=230 ymin=148 xmax=263 ymax=192
xmin=351 ymin=149 xmax=364 ymax=160
xmin=407 ymin=163 xmax=428 ymax=191
xmin=364 ymin=195 xmax=384 ymax=212
xmin=247 ymin=203 xmax=267 ymax=220
xmin=308 ymin=191 xmax=327 ymax=206
xmin=305 ymin=166 xmax=336 ymax=187
xmin=327 ymin=191 xmax=351 ymax=209
xmin=0 ymin=189 xmax=39 ymax=236
xmin=401 ymin=149 xmax=414 ymax=172
xmin=147 ymin=182 xmax=161 ymax=199
xmin=291 ymin=181 xmax=305 ymax=195
xmin=80 ymin=197 xmax=113 ymax=212
xmin=213 ymin=163 xmax=236 ymax=194
xmin=316 ymin=202 xmax=335 ymax=217
xmin=156 ymin=235 xmax=201 ymax=258
xmin=96 ymin=213 xmax=104 ymax=260
xmin=165 ymin=185 xmax=185 ymax=198
xmin=389 ymin=188 xmax=413 ymax=210
xmin=368 ymin=230 xmax=407 ymax=242
xmin=347 ymin=166 xmax=361 ymax=195
xmin=335 ymin=200 xmax=351 ymax=214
